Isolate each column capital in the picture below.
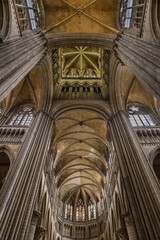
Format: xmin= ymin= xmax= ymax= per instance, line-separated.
xmin=121 ymin=211 xmax=132 ymax=227
xmin=116 ymin=227 xmax=128 ymax=240
xmin=35 ymin=226 xmax=46 ymax=239
xmin=108 ymin=110 xmax=127 ymax=122
xmin=31 ymin=210 xmax=41 ymax=226
xmin=36 ymin=110 xmax=55 ymax=122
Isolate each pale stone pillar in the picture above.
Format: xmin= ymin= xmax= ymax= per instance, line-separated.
xmin=114 ymin=33 xmax=160 ymax=100
xmin=0 ymin=111 xmax=54 ymax=240
xmin=0 ymin=30 xmax=47 ymax=102
xmin=28 ymin=210 xmax=41 ymax=240
xmin=109 ymin=111 xmax=160 ymax=240
xmin=121 ymin=212 xmax=136 ymax=240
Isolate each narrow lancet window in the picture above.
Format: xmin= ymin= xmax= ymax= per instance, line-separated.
xmin=65 ymin=199 xmax=73 ymax=221
xmin=76 ymin=198 xmax=85 ymax=222
xmin=88 ymin=200 xmax=96 ymax=221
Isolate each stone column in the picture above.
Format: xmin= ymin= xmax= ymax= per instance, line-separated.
xmin=113 ymin=33 xmax=160 ymax=100
xmin=0 ymin=111 xmax=54 ymax=240
xmin=121 ymin=212 xmax=136 ymax=240
xmin=109 ymin=111 xmax=160 ymax=240
xmin=28 ymin=210 xmax=41 ymax=240
xmin=0 ymin=30 xmax=47 ymax=102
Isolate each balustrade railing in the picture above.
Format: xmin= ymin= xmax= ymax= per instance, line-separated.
xmin=0 ymin=126 xmax=29 ymax=143
xmin=134 ymin=126 xmax=160 ymax=145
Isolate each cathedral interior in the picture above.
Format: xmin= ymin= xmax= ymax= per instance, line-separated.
xmin=0 ymin=0 xmax=160 ymax=240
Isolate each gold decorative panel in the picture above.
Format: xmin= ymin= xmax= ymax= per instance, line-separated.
xmin=61 ymin=47 xmax=101 ymax=79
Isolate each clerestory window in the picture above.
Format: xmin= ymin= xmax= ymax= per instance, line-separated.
xmin=120 ymin=0 xmax=145 ymax=29
xmin=128 ymin=105 xmax=156 ymax=127
xmin=14 ymin=0 xmax=40 ymax=32
xmin=7 ymin=107 xmax=34 ymax=126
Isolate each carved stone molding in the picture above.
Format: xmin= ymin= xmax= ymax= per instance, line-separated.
xmin=35 ymin=226 xmax=46 ymax=240
xmin=46 ymin=33 xmax=116 ymax=51
xmin=121 ymin=211 xmax=132 ymax=227
xmin=31 ymin=210 xmax=41 ymax=226
xmin=116 ymin=227 xmax=128 ymax=240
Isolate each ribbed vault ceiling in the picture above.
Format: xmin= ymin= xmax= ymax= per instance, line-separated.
xmin=43 ymin=0 xmax=118 ymax=34
xmin=53 ymin=110 xmax=109 ymax=204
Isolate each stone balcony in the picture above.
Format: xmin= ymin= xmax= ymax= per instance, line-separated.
xmin=134 ymin=126 xmax=160 ymax=145
xmin=0 ymin=126 xmax=29 ymax=144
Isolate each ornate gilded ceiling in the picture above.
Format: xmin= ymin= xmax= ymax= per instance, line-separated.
xmin=61 ymin=46 xmax=101 ymax=79
xmin=52 ymin=46 xmax=109 ymax=100
xmin=44 ymin=0 xmax=118 ymax=34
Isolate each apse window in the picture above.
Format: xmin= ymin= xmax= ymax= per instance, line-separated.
xmin=64 ymin=199 xmax=73 ymax=221
xmin=128 ymin=105 xmax=156 ymax=127
xmin=7 ymin=107 xmax=34 ymax=126
xmin=88 ymin=200 xmax=96 ymax=221
xmin=76 ymin=198 xmax=85 ymax=222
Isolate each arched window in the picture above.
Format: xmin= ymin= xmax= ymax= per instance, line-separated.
xmin=14 ymin=0 xmax=40 ymax=32
xmin=7 ymin=107 xmax=34 ymax=126
xmin=65 ymin=199 xmax=73 ymax=221
xmin=88 ymin=200 xmax=96 ymax=221
xmin=0 ymin=152 xmax=10 ymax=190
xmin=153 ymin=153 xmax=160 ymax=182
xmin=76 ymin=198 xmax=85 ymax=222
xmin=128 ymin=105 xmax=156 ymax=127
xmin=119 ymin=0 xmax=145 ymax=29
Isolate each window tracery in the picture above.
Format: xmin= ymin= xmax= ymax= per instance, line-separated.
xmin=7 ymin=107 xmax=34 ymax=126
xmin=14 ymin=0 xmax=40 ymax=32
xmin=128 ymin=105 xmax=156 ymax=127
xmin=88 ymin=200 xmax=96 ymax=221
xmin=65 ymin=199 xmax=73 ymax=221
xmin=76 ymin=198 xmax=85 ymax=222
xmin=119 ymin=0 xmax=145 ymax=29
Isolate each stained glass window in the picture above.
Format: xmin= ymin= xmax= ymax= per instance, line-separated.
xmin=128 ymin=105 xmax=156 ymax=127
xmin=7 ymin=107 xmax=34 ymax=126
xmin=88 ymin=200 xmax=96 ymax=221
xmin=64 ymin=199 xmax=73 ymax=221
xmin=76 ymin=198 xmax=85 ymax=222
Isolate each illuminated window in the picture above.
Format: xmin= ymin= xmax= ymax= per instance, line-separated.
xmin=128 ymin=105 xmax=156 ymax=127
xmin=120 ymin=0 xmax=145 ymax=29
xmin=7 ymin=107 xmax=34 ymax=126
xmin=64 ymin=199 xmax=73 ymax=221
xmin=88 ymin=200 xmax=96 ymax=221
xmin=14 ymin=0 xmax=40 ymax=32
xmin=76 ymin=198 xmax=85 ymax=222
